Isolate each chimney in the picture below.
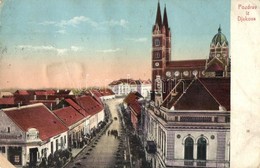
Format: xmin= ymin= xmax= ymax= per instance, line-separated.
xmin=34 ymin=95 xmax=37 ymax=100
xmin=18 ymin=103 xmax=20 ymax=109
xmin=50 ymin=103 xmax=53 ymax=110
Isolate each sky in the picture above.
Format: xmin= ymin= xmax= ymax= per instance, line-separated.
xmin=0 ymin=0 xmax=230 ymax=89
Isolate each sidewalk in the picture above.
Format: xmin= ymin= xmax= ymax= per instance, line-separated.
xmin=70 ymin=119 xmax=113 ymax=158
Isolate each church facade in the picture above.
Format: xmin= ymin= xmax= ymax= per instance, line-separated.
xmin=145 ymin=2 xmax=230 ymax=168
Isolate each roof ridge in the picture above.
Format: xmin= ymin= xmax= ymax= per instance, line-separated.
xmin=174 ymin=79 xmax=196 ymax=106
xmin=2 ymin=103 xmax=44 ymax=111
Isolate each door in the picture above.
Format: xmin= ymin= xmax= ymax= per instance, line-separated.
xmin=29 ymin=148 xmax=38 ymax=167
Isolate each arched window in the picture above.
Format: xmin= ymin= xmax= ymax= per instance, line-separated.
xmin=197 ymin=137 xmax=207 ymax=160
xmin=184 ymin=137 xmax=194 ymax=160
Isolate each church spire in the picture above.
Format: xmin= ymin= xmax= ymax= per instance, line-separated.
xmin=163 ymin=4 xmax=169 ymax=29
xmin=155 ymin=1 xmax=162 ymax=27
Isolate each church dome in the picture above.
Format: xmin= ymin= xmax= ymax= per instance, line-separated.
xmin=211 ymin=26 xmax=228 ymax=46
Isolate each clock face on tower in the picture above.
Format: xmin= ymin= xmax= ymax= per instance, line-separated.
xmin=166 ymin=71 xmax=171 ymax=77
xmin=155 ymin=62 xmax=160 ymax=67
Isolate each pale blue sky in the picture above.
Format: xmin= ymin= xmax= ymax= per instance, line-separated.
xmin=0 ymin=0 xmax=230 ymax=89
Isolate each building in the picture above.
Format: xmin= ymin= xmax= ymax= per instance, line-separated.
xmin=109 ymin=79 xmax=151 ymax=98
xmin=53 ymin=106 xmax=86 ymax=149
xmin=12 ymin=89 xmax=74 ymax=110
xmin=90 ymin=88 xmax=116 ymax=101
xmin=144 ymin=2 xmax=230 ymax=168
xmin=123 ymin=92 xmax=144 ymax=134
xmin=0 ymin=103 xmax=68 ymax=167
xmin=74 ymin=94 xmax=105 ymax=136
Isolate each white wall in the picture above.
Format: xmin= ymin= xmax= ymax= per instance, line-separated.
xmin=97 ymin=109 xmax=105 ymax=124
xmin=37 ymin=131 xmax=68 ymax=159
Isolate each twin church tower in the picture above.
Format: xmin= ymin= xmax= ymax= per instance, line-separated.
xmin=151 ymin=2 xmax=230 ymax=102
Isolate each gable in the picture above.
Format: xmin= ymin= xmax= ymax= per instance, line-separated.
xmin=0 ymin=111 xmax=25 ymax=143
xmin=206 ymin=57 xmax=225 ymax=72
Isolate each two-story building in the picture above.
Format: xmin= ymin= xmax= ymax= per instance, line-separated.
xmin=0 ymin=103 xmax=68 ymax=167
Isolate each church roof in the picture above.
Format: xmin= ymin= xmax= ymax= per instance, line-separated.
xmin=167 ymin=60 xmax=206 ymax=69
xmin=163 ymin=5 xmax=169 ymax=29
xmin=155 ymin=2 xmax=162 ymax=27
xmin=211 ymin=26 xmax=229 ymax=46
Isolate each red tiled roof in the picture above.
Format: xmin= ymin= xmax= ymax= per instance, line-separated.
xmin=129 ymin=101 xmax=141 ymax=116
xmin=173 ymin=79 xmax=220 ymax=110
xmin=55 ymin=90 xmax=71 ymax=95
xmin=167 ymin=59 xmax=206 ymax=68
xmin=15 ymin=90 xmax=29 ymax=95
xmin=75 ymin=95 xmax=104 ymax=116
xmin=199 ymin=78 xmax=230 ymax=111
xmin=53 ymin=106 xmax=85 ymax=127
xmin=65 ymin=98 xmax=90 ymax=117
xmin=91 ymin=90 xmax=103 ymax=98
xmin=0 ymin=97 xmax=15 ymax=105
xmin=89 ymin=91 xmax=103 ymax=105
xmin=3 ymin=104 xmax=68 ymax=141
xmin=99 ymin=88 xmax=115 ymax=96
xmin=170 ymin=78 xmax=230 ymax=111
xmin=35 ymin=90 xmax=55 ymax=96
xmin=109 ymin=79 xmax=137 ymax=85
xmin=124 ymin=92 xmax=143 ymax=105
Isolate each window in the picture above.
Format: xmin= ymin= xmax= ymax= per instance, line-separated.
xmin=56 ymin=139 xmax=58 ymax=151
xmin=64 ymin=135 xmax=67 ymax=144
xmin=184 ymin=137 xmax=194 ymax=160
xmin=51 ymin=142 xmax=53 ymax=154
xmin=215 ymin=71 xmax=223 ymax=77
xmin=7 ymin=127 xmax=10 ymax=133
xmin=0 ymin=146 xmax=6 ymax=153
xmin=60 ymin=137 xmax=63 ymax=147
xmin=197 ymin=137 xmax=207 ymax=160
xmin=154 ymin=52 xmax=160 ymax=59
xmin=154 ymin=39 xmax=160 ymax=46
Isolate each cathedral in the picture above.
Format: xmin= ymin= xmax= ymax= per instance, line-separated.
xmin=145 ymin=2 xmax=230 ymax=168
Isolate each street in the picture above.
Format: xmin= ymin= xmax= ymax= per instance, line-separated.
xmin=64 ymin=98 xmax=129 ymax=168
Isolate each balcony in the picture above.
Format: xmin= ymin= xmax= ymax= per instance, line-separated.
xmin=197 ymin=160 xmax=206 ymax=167
xmin=173 ymin=159 xmax=229 ymax=168
xmin=184 ymin=160 xmax=194 ymax=166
